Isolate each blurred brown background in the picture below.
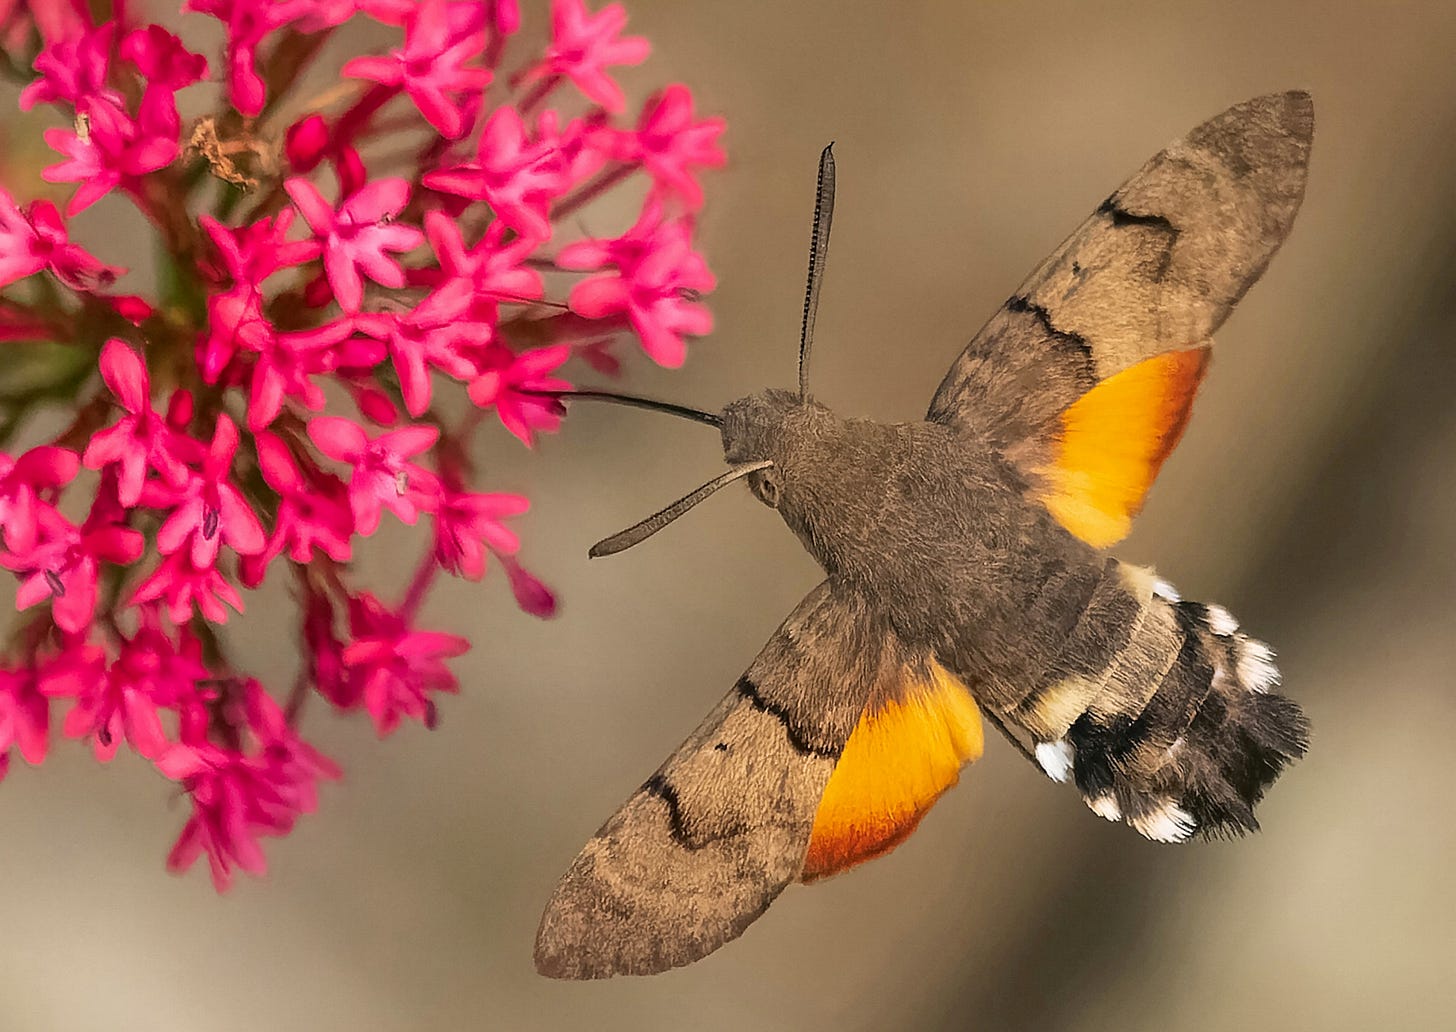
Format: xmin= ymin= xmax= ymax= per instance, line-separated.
xmin=3 ymin=1 xmax=1455 ymax=1029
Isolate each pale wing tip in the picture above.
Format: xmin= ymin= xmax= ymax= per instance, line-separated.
xmin=1216 ymin=89 xmax=1315 ymax=147
xmin=1263 ymin=89 xmax=1314 ymax=144
xmin=533 ymin=882 xmax=638 ymax=980
xmin=533 ymin=869 xmax=701 ymax=980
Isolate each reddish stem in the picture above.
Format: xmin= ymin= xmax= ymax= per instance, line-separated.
xmin=515 ymin=74 xmax=561 ymax=119
xmin=553 ymin=163 xmax=635 ymax=221
xmin=400 ymin=548 xmax=440 ymax=621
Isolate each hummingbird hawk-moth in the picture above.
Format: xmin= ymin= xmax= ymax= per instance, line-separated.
xmin=533 ymin=91 xmax=1314 ymax=979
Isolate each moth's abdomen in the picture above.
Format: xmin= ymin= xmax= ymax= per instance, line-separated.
xmin=989 ymin=560 xmax=1308 ymax=841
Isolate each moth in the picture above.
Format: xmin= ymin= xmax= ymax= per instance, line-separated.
xmin=533 ymin=92 xmax=1313 ymax=979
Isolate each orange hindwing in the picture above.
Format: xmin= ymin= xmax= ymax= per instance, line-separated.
xmin=802 ymin=662 xmax=983 ymax=881
xmin=1034 ymin=345 xmax=1210 ymax=548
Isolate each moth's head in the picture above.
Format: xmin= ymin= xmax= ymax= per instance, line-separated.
xmin=720 ymin=388 xmax=825 ymax=509
xmin=573 ymin=142 xmax=841 ymax=558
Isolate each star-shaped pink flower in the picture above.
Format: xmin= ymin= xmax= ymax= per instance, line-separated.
xmin=425 ymin=212 xmax=543 ymax=308
xmin=248 ymin=431 xmax=353 ymax=577
xmin=0 ymin=189 xmax=125 ymax=291
xmin=1 ymin=502 xmax=144 ymax=634
xmin=0 ymin=445 xmax=80 ymax=555
xmin=286 ymin=176 xmax=424 ymax=313
xmin=19 ymin=21 xmax=122 ymax=111
xmin=342 ymin=592 xmax=469 ymax=736
xmin=130 ymin=551 xmax=246 ymax=625
xmin=355 ymin=280 xmax=491 ymax=416
xmin=308 ymin=416 xmax=441 ymax=535
xmin=424 ymin=106 xmax=568 ymax=240
xmin=559 ymin=200 xmax=715 ymax=367
xmin=150 ymin=414 xmax=266 ymax=569
xmin=523 ymin=0 xmax=650 ymax=114
xmin=343 ymin=0 xmax=491 ymax=139
xmin=613 ymin=84 xmax=726 ymax=210
xmin=49 ymin=619 xmax=204 ymax=761
xmin=466 ymin=343 xmax=572 ymax=445
xmin=434 ymin=487 xmax=528 ymax=580
xmin=83 ymin=339 xmax=191 ymax=507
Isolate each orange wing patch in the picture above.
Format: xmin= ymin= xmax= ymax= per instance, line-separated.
xmin=1034 ymin=346 xmax=1210 ymax=548
xmin=801 ymin=662 xmax=983 ymax=882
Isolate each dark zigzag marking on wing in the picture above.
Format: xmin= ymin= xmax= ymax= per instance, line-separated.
xmin=1096 ymin=196 xmax=1181 ymax=280
xmin=1005 ymin=294 xmax=1094 ymax=361
xmin=642 ymin=774 xmax=693 ymax=847
xmin=735 ymin=676 xmax=842 ymax=760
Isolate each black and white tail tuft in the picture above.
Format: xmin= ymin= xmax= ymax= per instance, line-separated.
xmin=1024 ymin=565 xmax=1309 ymax=842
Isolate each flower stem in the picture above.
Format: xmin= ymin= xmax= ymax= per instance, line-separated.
xmin=515 ymin=74 xmax=561 ymax=119
xmin=400 ymin=549 xmax=440 ymax=622
xmin=553 ymin=163 xmax=635 ymax=221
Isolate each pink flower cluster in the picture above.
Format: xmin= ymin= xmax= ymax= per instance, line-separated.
xmin=0 ymin=0 xmax=723 ymax=890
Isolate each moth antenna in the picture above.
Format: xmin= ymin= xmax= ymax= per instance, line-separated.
xmin=589 ymin=460 xmax=775 ymax=558
xmin=798 ymin=142 xmax=837 ymax=399
xmin=519 ymin=388 xmax=722 ymax=428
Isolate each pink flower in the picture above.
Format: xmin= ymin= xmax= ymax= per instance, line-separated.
xmin=613 ymin=84 xmax=726 ymax=210
xmin=202 ymin=210 xmax=320 ymax=289
xmin=83 ymin=339 xmax=191 ymax=507
xmin=42 ymin=86 xmax=182 ymax=216
xmin=239 ymin=320 xmax=362 ymax=431
xmin=308 ymin=417 xmax=441 ymax=535
xmin=0 ymin=190 xmax=125 ymax=290
xmin=0 ymin=0 xmax=722 ymax=894
xmin=159 ymin=690 xmax=339 ymax=895
xmin=161 ymin=742 xmax=268 ymax=891
xmin=150 ymin=415 xmax=266 ymax=569
xmin=560 ymin=200 xmax=715 ymax=367
xmin=48 ymin=621 xmax=203 ymax=761
xmin=1 ymin=503 xmax=144 ymax=634
xmin=253 ymin=432 xmax=354 ymax=567
xmin=244 ymin=682 xmax=341 ymax=819
xmin=424 ymin=106 xmax=568 ymax=240
xmin=0 ymin=664 xmax=49 ymax=781
xmin=343 ymin=0 xmax=491 ymax=139
xmin=467 ymin=343 xmax=572 ymax=444
xmin=130 ymin=552 xmax=245 ymax=625
xmin=434 ymin=488 xmax=528 ymax=579
xmin=0 ymin=445 xmax=80 ymax=554
xmin=183 ymin=0 xmax=313 ymax=116
xmin=524 ymin=0 xmax=650 ymax=114
xmin=286 ymin=176 xmax=424 ymax=313
xmin=121 ymin=25 xmax=209 ymax=91
xmin=425 ymin=213 xmax=543 ymax=308
xmin=342 ymin=592 xmax=469 ymax=736
xmin=355 ymin=280 xmax=490 ymax=416
xmin=19 ymin=21 xmax=121 ymax=111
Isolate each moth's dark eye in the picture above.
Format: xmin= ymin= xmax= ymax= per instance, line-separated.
xmin=752 ymin=470 xmax=781 ymax=509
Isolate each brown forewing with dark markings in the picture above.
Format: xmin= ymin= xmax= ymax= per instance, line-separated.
xmin=535 ymin=583 xmax=918 ymax=978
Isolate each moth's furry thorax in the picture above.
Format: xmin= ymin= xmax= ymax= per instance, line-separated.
xmin=721 ymin=390 xmax=1016 ymax=587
